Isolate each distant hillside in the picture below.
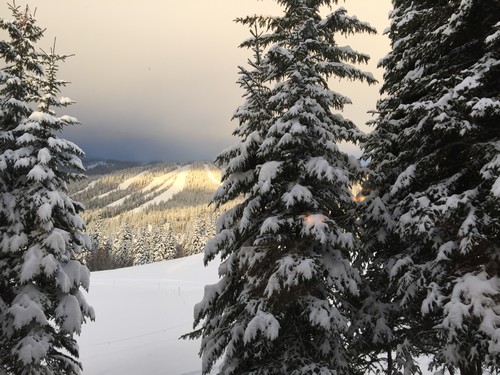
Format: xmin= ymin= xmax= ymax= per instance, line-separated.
xmin=69 ymin=161 xmax=226 ymax=270
xmin=82 ymin=158 xmax=146 ymax=175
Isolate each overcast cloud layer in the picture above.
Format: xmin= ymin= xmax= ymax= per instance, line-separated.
xmin=2 ymin=0 xmax=391 ymax=162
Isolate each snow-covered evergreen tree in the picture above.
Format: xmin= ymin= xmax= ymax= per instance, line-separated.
xmin=87 ymin=213 xmax=113 ymax=271
xmin=112 ymin=223 xmax=133 ymax=268
xmin=0 ymin=4 xmax=94 ymax=374
xmin=184 ymin=3 xmax=376 ymax=374
xmin=361 ymin=0 xmax=500 ymax=373
xmin=133 ymin=226 xmax=154 ymax=266
xmin=185 ymin=215 xmax=211 ymax=256
xmin=153 ymin=223 xmax=178 ymax=262
xmin=89 ymin=213 xmax=104 ymax=258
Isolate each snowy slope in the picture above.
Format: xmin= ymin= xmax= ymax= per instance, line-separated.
xmin=98 ymin=170 xmax=150 ymax=201
xmin=132 ymin=165 xmax=191 ymax=213
xmin=74 ymin=162 xmax=433 ymax=374
xmin=78 ymin=254 xmax=219 ymax=375
xmin=204 ymin=164 xmax=221 ymax=185
xmin=78 ymin=253 xmax=433 ymax=375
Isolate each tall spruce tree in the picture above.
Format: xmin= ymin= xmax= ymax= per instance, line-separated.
xmin=153 ymin=224 xmax=178 ymax=262
xmin=0 ymin=4 xmax=94 ymax=374
xmin=361 ymin=0 xmax=500 ymax=374
xmin=112 ymin=223 xmax=133 ymax=268
xmin=133 ymin=226 xmax=154 ymax=266
xmin=184 ymin=2 xmax=376 ymax=374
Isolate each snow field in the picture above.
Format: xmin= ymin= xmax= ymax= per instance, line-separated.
xmin=78 ymin=253 xmax=219 ymax=375
xmin=76 ymin=253 xmax=432 ymax=375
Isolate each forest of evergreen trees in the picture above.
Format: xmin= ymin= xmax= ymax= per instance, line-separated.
xmin=0 ymin=0 xmax=499 ymax=374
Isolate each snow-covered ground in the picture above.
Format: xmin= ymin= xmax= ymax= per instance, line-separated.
xmin=78 ymin=253 xmax=219 ymax=375
xmin=78 ymin=253 xmax=433 ymax=375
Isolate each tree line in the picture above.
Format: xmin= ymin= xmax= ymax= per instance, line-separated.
xmin=82 ymin=211 xmax=217 ymax=271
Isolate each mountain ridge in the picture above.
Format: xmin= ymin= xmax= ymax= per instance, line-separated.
xmin=70 ymin=160 xmax=225 ymax=270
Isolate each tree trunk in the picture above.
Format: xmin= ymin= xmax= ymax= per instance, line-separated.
xmin=387 ymin=348 xmax=393 ymax=375
xmin=459 ymin=359 xmax=482 ymax=375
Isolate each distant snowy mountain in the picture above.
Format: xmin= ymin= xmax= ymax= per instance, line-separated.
xmin=78 ymin=253 xmax=219 ymax=375
xmin=70 ymin=161 xmax=224 ymax=269
xmin=72 ymin=161 xmax=220 ymax=215
xmin=82 ymin=158 xmax=145 ymax=175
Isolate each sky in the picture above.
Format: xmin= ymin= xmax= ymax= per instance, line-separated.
xmin=2 ymin=0 xmax=392 ymax=163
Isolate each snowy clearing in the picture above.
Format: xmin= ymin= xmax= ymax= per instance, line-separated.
xmin=78 ymin=253 xmax=219 ymax=375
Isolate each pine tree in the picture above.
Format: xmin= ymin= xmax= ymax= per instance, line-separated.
xmin=153 ymin=223 xmax=178 ymax=262
xmin=0 ymin=4 xmax=94 ymax=374
xmin=112 ymin=223 xmax=133 ymax=268
xmin=133 ymin=226 xmax=154 ymax=266
xmin=87 ymin=213 xmax=113 ymax=271
xmin=361 ymin=0 xmax=500 ymax=373
xmin=184 ymin=2 xmax=376 ymax=374
xmin=186 ymin=215 xmax=210 ymax=256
